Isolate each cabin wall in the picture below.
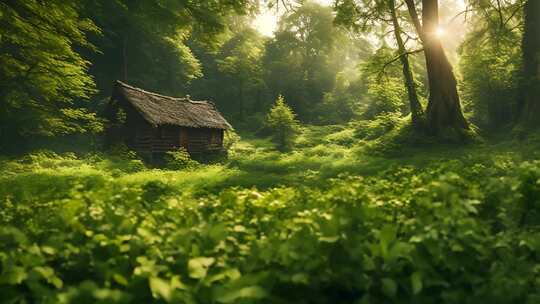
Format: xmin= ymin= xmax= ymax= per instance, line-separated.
xmin=107 ymin=96 xmax=226 ymax=160
xmin=151 ymin=125 xmax=181 ymax=153
xmin=184 ymin=128 xmax=223 ymax=153
xmin=105 ymin=97 xmax=145 ymax=147
xmin=128 ymin=124 xmax=225 ymax=157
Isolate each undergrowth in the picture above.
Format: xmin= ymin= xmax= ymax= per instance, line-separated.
xmin=1 ymin=119 xmax=540 ymax=303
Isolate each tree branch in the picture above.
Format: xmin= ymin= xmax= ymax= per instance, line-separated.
xmin=378 ymin=48 xmax=424 ymax=77
xmin=403 ymin=0 xmax=424 ymax=42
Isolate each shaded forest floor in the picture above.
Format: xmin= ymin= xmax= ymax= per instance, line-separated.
xmin=2 ymin=121 xmax=540 ymax=303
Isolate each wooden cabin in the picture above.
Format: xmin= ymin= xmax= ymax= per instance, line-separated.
xmin=106 ymin=81 xmax=232 ymax=160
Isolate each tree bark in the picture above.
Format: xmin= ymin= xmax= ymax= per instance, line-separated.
xmin=388 ymin=0 xmax=424 ymax=128
xmin=405 ymin=0 xmax=469 ymax=133
xmin=520 ymin=0 xmax=540 ymax=125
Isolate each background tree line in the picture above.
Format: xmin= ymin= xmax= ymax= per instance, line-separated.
xmin=0 ymin=0 xmax=539 ymax=152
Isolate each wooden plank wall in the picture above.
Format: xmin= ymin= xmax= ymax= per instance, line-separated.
xmin=153 ymin=126 xmax=180 ymax=153
xmin=186 ymin=128 xmax=223 ymax=153
xmin=132 ymin=125 xmax=180 ymax=154
xmin=127 ymin=123 xmax=224 ymax=156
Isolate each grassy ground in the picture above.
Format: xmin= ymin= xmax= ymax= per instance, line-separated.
xmin=2 ymin=121 xmax=540 ymax=303
xmin=3 ymin=121 xmax=538 ymax=196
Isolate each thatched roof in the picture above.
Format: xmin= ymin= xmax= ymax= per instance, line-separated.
xmin=112 ymin=81 xmax=232 ymax=130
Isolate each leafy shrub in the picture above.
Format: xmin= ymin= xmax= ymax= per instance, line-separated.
xmin=16 ymin=150 xmax=82 ymax=170
xmin=362 ymin=77 xmax=406 ymax=118
xmin=295 ymin=125 xmax=346 ymax=148
xmin=354 ymin=112 xmax=403 ymax=140
xmin=359 ymin=46 xmax=420 ymax=120
xmin=19 ymin=150 xmax=62 ymax=164
xmin=141 ymin=180 xmax=173 ymax=206
xmin=109 ymin=143 xmax=139 ymax=160
xmin=3 ymin=130 xmax=540 ymax=303
xmin=3 ymin=159 xmax=540 ymax=303
xmin=223 ymin=130 xmax=241 ymax=150
xmin=314 ymin=91 xmax=357 ymax=124
xmin=164 ymin=148 xmax=198 ymax=170
xmin=459 ymin=19 xmax=521 ymax=129
xmin=105 ymin=144 xmax=146 ymax=173
xmin=123 ymin=159 xmax=146 ymax=173
xmin=324 ymin=126 xmax=356 ymax=146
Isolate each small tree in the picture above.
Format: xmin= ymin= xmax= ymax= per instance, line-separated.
xmin=266 ymin=95 xmax=300 ymax=151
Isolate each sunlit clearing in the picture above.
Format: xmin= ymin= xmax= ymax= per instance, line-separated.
xmin=435 ymin=26 xmax=446 ymax=38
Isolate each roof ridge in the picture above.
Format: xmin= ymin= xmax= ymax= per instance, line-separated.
xmin=115 ymin=80 xmax=209 ymax=105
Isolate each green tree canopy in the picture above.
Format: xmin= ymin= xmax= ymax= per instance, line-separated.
xmin=263 ymin=2 xmax=369 ymax=121
xmin=460 ymin=0 xmax=524 ymax=129
xmin=82 ymin=0 xmax=259 ymax=97
xmin=0 ymin=0 xmax=101 ymax=150
xmin=187 ymin=18 xmax=269 ymax=127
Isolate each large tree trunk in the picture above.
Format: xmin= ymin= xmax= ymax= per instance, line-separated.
xmin=405 ymin=0 xmax=468 ymax=133
xmin=421 ymin=0 xmax=468 ymax=132
xmin=388 ymin=0 xmax=424 ymax=128
xmin=521 ymin=0 xmax=540 ymax=125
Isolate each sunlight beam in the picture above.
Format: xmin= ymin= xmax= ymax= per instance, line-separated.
xmin=434 ymin=26 xmax=446 ymax=38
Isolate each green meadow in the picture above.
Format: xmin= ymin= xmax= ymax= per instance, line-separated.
xmin=3 ymin=122 xmax=540 ymax=303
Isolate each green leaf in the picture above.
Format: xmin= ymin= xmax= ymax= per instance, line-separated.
xmin=233 ymin=225 xmax=247 ymax=233
xmin=381 ymin=278 xmax=397 ymax=298
xmin=319 ymin=236 xmax=340 ymax=243
xmin=188 ymin=257 xmax=215 ymax=279
xmin=149 ymin=277 xmax=172 ymax=302
xmin=388 ymin=241 xmax=413 ymax=262
xmin=363 ymin=255 xmax=375 ymax=271
xmin=291 ymin=273 xmax=309 ymax=284
xmin=33 ymin=267 xmax=53 ymax=279
xmin=33 ymin=266 xmax=63 ymax=288
xmin=206 ymin=268 xmax=241 ymax=285
xmin=1 ymin=266 xmax=27 ymax=285
xmin=41 ymin=246 xmax=56 ymax=255
xmin=170 ymin=275 xmax=187 ymax=290
xmin=50 ymin=277 xmax=63 ymax=289
xmin=215 ymin=286 xmax=267 ymax=303
xmin=209 ymin=223 xmax=228 ymax=241
xmin=411 ymin=272 xmax=423 ymax=295
xmin=380 ymin=225 xmax=397 ymax=250
xmin=113 ymin=273 xmax=128 ymax=286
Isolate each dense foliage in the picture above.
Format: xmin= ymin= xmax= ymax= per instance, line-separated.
xmin=2 ymin=124 xmax=540 ymax=303
xmin=189 ymin=2 xmax=370 ymax=126
xmin=459 ymin=0 xmax=524 ymax=129
xmin=2 ymin=0 xmax=540 ymax=302
xmin=265 ymin=95 xmax=299 ymax=151
xmin=0 ymin=0 xmax=101 ymax=148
